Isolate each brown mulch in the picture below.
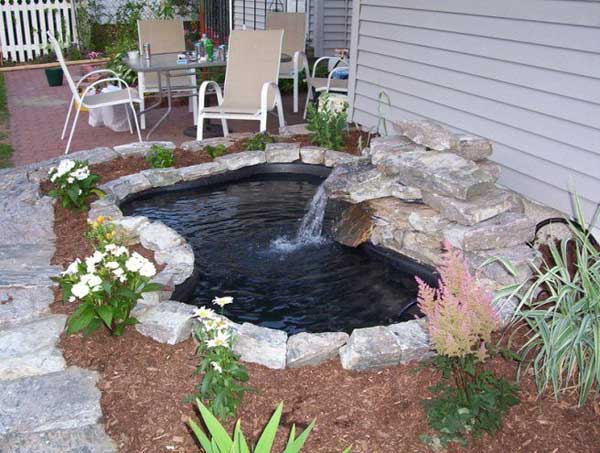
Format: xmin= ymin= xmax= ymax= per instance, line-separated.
xmin=47 ymin=143 xmax=600 ymax=453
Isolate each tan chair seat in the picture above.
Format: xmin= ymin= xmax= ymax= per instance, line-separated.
xmin=83 ymin=87 xmax=140 ymax=106
xmin=307 ymin=77 xmax=348 ymax=92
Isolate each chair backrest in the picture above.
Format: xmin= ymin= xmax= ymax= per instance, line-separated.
xmin=266 ymin=12 xmax=305 ymax=73
xmin=137 ymin=19 xmax=187 ymax=88
xmin=46 ymin=32 xmax=79 ymax=101
xmin=223 ymin=29 xmax=284 ymax=109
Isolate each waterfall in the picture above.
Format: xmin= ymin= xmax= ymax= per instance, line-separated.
xmin=295 ymin=184 xmax=328 ymax=243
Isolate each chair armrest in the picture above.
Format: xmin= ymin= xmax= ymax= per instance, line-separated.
xmin=326 ymin=66 xmax=349 ymax=91
xmin=198 ymin=80 xmax=224 ymax=111
xmin=293 ymin=51 xmax=309 ymax=76
xmin=76 ymin=69 xmax=120 ymax=90
xmin=311 ymin=56 xmax=345 ymax=78
xmin=80 ymin=77 xmax=136 ymax=107
xmin=260 ymin=81 xmax=281 ymax=112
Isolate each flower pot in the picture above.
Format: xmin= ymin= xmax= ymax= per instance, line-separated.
xmin=45 ymin=67 xmax=64 ymax=87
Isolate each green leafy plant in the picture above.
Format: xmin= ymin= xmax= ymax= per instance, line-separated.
xmin=244 ymin=133 xmax=274 ymax=151
xmin=417 ymin=242 xmax=519 ymax=447
xmin=85 ymin=215 xmax=119 ymax=248
xmin=146 ymin=144 xmax=175 ymax=168
xmin=48 ymin=160 xmax=105 ymax=210
xmin=206 ymin=144 xmax=227 ymax=159
xmin=495 ymin=194 xmax=600 ymax=406
xmin=306 ymin=94 xmax=347 ymax=151
xmin=190 ymin=298 xmax=251 ymax=419
xmin=52 ymin=240 xmax=161 ymax=336
xmin=189 ymin=400 xmax=316 ymax=453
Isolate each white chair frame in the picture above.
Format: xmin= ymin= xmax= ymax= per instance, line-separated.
xmin=279 ymin=51 xmax=310 ymax=113
xmin=304 ymin=56 xmax=350 ymax=119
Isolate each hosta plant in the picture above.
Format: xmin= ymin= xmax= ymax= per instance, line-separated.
xmin=496 ymin=194 xmax=600 ymax=406
xmin=48 ymin=159 xmax=104 ymax=210
xmin=306 ymin=94 xmax=347 ymax=151
xmin=189 ymin=400 xmax=317 ymax=453
xmin=417 ymin=242 xmax=518 ymax=447
xmin=190 ymin=297 xmax=250 ymax=420
xmin=146 ymin=144 xmax=174 ymax=168
xmin=53 ymin=243 xmax=161 ymax=336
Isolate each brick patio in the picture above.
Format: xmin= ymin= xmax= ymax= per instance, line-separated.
xmin=5 ymin=67 xmax=307 ymax=166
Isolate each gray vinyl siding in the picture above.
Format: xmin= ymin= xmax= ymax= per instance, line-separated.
xmin=348 ymin=0 xmax=600 ymax=222
xmin=313 ymin=0 xmax=352 ymax=56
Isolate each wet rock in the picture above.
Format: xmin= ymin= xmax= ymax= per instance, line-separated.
xmin=216 ymin=151 xmax=266 ymax=170
xmin=135 ymin=301 xmax=194 ymax=345
xmin=0 ymin=367 xmax=103 ymax=435
xmin=139 ymin=221 xmax=184 ymax=251
xmin=141 ymin=168 xmax=182 ymax=187
xmin=233 ymin=323 xmax=287 ymax=369
xmin=265 ymin=142 xmax=300 ymax=163
xmin=113 ymin=141 xmax=175 ymax=157
xmin=466 ymin=245 xmax=541 ymax=286
xmin=454 ymin=136 xmax=493 ymax=162
xmin=339 ymin=326 xmax=402 ymax=370
xmin=100 ymin=173 xmax=151 ymax=201
xmin=364 ymin=197 xmax=413 ymax=230
xmin=0 ymin=315 xmax=67 ymax=381
xmin=287 ymin=332 xmax=349 ymax=368
xmin=378 ymin=151 xmax=496 ymax=200
xmin=323 ymin=150 xmax=362 ymax=167
xmin=423 ymin=189 xmax=522 ymax=226
xmin=300 ymin=146 xmax=326 ymax=165
xmin=393 ymin=120 xmax=459 ymax=151
xmin=0 ymin=285 xmax=54 ymax=329
xmin=444 ymin=212 xmax=536 ymax=251
xmin=370 ymin=225 xmax=404 ymax=254
xmin=179 ymin=161 xmax=226 ymax=181
xmin=387 ymin=319 xmax=433 ymax=363
xmin=334 ymin=204 xmax=373 ymax=247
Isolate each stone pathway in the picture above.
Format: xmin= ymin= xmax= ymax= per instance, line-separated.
xmin=0 ymin=165 xmax=116 ymax=452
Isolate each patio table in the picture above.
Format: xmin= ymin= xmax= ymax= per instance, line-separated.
xmin=123 ymin=52 xmax=292 ymax=139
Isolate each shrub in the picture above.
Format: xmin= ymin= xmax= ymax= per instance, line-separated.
xmin=48 ymin=160 xmax=104 ymax=210
xmin=205 ymin=144 xmax=227 ymax=159
xmin=190 ymin=297 xmax=250 ymax=420
xmin=146 ymin=144 xmax=175 ymax=168
xmin=306 ymin=94 xmax=347 ymax=151
xmin=497 ymin=194 xmax=600 ymax=406
xmin=53 ymin=239 xmax=161 ymax=336
xmin=189 ymin=400 xmax=317 ymax=453
xmin=417 ymin=242 xmax=518 ymax=447
xmin=244 ymin=133 xmax=274 ymax=151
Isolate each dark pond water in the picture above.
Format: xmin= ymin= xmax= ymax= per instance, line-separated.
xmin=122 ymin=174 xmax=421 ymax=334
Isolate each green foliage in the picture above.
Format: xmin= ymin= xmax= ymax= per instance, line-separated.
xmin=306 ymin=94 xmax=347 ymax=151
xmin=190 ymin=301 xmax=251 ymax=420
xmin=421 ymin=355 xmax=519 ymax=448
xmin=48 ymin=160 xmax=105 ymax=210
xmin=205 ymin=144 xmax=227 ymax=159
xmin=146 ymin=144 xmax=175 ymax=168
xmin=0 ymin=143 xmax=13 ymax=169
xmin=495 ymin=193 xmax=600 ymax=406
xmin=85 ymin=215 xmax=119 ymax=248
xmin=0 ymin=73 xmax=7 ymax=123
xmin=52 ymin=240 xmax=161 ymax=337
xmin=189 ymin=400 xmax=316 ymax=453
xmin=244 ymin=133 xmax=274 ymax=151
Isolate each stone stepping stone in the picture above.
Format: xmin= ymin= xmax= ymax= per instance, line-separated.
xmin=0 ymin=368 xmax=103 ymax=436
xmin=0 ymin=315 xmax=67 ymax=381
xmin=287 ymin=332 xmax=349 ymax=368
xmin=135 ymin=301 xmax=194 ymax=345
xmin=233 ymin=322 xmax=287 ymax=369
xmin=0 ymin=424 xmax=116 ymax=452
xmin=339 ymin=326 xmax=402 ymax=371
xmin=0 ymin=266 xmax=62 ymax=287
xmin=0 ymin=285 xmax=54 ymax=329
xmin=265 ymin=142 xmax=300 ymax=163
xmin=0 ymin=245 xmax=55 ymax=269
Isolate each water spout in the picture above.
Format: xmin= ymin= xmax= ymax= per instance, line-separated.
xmin=295 ymin=183 xmax=328 ymax=243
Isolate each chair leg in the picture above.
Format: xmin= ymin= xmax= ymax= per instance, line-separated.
xmin=196 ymin=115 xmax=204 ymax=141
xmin=303 ymin=86 xmax=313 ymax=119
xmin=61 ymin=95 xmax=75 ymax=140
xmin=276 ymin=99 xmax=286 ymax=130
xmin=140 ymin=97 xmax=146 ymax=130
xmin=129 ymin=102 xmax=142 ymax=143
xmin=221 ymin=118 xmax=229 ymax=137
xmin=259 ymin=112 xmax=267 ymax=133
xmin=192 ymin=95 xmax=198 ymax=125
xmin=65 ymin=107 xmax=81 ymax=155
xmin=293 ymin=73 xmax=299 ymax=113
xmin=125 ymin=104 xmax=133 ymax=134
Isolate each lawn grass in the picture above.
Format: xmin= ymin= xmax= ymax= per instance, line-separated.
xmin=0 ymin=73 xmax=14 ymax=168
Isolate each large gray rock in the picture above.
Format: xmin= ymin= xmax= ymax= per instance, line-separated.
xmin=466 ymin=245 xmax=541 ymax=286
xmin=155 ymin=243 xmax=194 ymax=267
xmin=366 ymin=197 xmax=424 ymax=230
xmin=162 ymin=262 xmax=194 ymax=285
xmin=0 ymin=285 xmax=54 ymax=329
xmin=141 ymin=167 xmax=182 ymax=188
xmin=0 ymin=424 xmax=117 ymax=453
xmin=300 ymin=146 xmax=326 ymax=165
xmin=387 ymin=319 xmax=433 ymax=363
xmin=88 ymin=197 xmax=123 ymax=222
xmin=179 ymin=161 xmax=226 ymax=181
xmin=0 ymin=197 xmax=55 ymax=245
xmin=423 ymin=188 xmax=523 ymax=226
xmin=139 ymin=221 xmax=184 ymax=251
xmin=113 ymin=141 xmax=175 ymax=157
xmin=135 ymin=301 xmax=194 ymax=345
xmin=0 ymin=266 xmax=62 ymax=287
xmin=324 ymin=150 xmax=362 ymax=167
xmin=401 ymin=231 xmax=444 ymax=266
xmin=393 ymin=120 xmax=459 ymax=151
xmin=0 ymin=244 xmax=55 ymax=268
xmin=67 ymin=147 xmax=119 ymax=165
xmin=109 ymin=215 xmax=150 ymax=245
xmin=265 ymin=142 xmax=300 ymax=163
xmin=454 ymin=136 xmax=493 ymax=162
xmin=0 ymin=315 xmax=67 ymax=381
xmin=444 ymin=212 xmax=536 ymax=252
xmin=100 ymin=173 xmax=151 ymax=201
xmin=216 ymin=151 xmax=266 ymax=170
xmin=370 ymin=225 xmax=404 ymax=255
xmin=181 ymin=137 xmax=233 ymax=152
xmin=378 ymin=151 xmax=496 ymax=200
xmin=0 ymin=367 xmax=103 ymax=436
xmin=287 ymin=332 xmax=349 ymax=368
xmin=408 ymin=208 xmax=450 ymax=235
xmin=477 ymin=159 xmax=501 ymax=179
xmin=339 ymin=326 xmax=402 ymax=371
xmin=233 ymin=323 xmax=287 ymax=369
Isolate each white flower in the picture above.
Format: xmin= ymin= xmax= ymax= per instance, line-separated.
xmin=106 ymin=244 xmax=128 ymax=257
xmin=67 ymin=177 xmax=74 ymax=184
xmin=204 ymin=319 xmax=218 ymax=331
xmin=211 ymin=361 xmax=223 ymax=373
xmin=71 ymin=282 xmax=90 ymax=299
xmin=212 ymin=296 xmax=233 ymax=308
xmin=139 ymin=261 xmax=156 ymax=278
xmin=54 ymin=159 xmax=76 ymax=178
xmin=62 ymin=259 xmax=81 ymax=276
xmin=194 ymin=306 xmax=216 ymax=319
xmin=206 ymin=330 xmax=231 ymax=348
xmin=106 ymin=261 xmax=120 ymax=270
xmin=112 ymin=268 xmax=127 ymax=283
xmin=214 ymin=318 xmax=230 ymax=331
xmin=80 ymin=273 xmax=102 ymax=291
xmin=68 ymin=296 xmax=76 ymax=303
xmin=125 ymin=252 xmax=146 ymax=272
xmin=90 ymin=251 xmax=105 ymax=264
xmin=71 ymin=167 xmax=90 ymax=181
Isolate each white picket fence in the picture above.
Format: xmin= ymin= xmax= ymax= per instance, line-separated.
xmin=0 ymin=0 xmax=78 ymax=63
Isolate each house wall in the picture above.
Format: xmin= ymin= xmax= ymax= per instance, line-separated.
xmin=347 ymin=0 xmax=600 ymax=222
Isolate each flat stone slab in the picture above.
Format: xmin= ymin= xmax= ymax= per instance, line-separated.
xmin=278 ymin=123 xmax=310 ymax=136
xmin=0 ymin=367 xmax=103 ymax=436
xmin=265 ymin=143 xmax=300 ymax=163
xmin=377 ymin=151 xmax=496 ymax=200
xmin=400 ymin=231 xmax=444 ymax=267
xmin=0 ymin=266 xmax=62 ymax=287
xmin=113 ymin=141 xmax=175 ymax=157
xmin=334 ymin=204 xmax=373 ymax=247
xmin=477 ymin=159 xmax=501 ymax=179
xmin=0 ymin=285 xmax=54 ymax=329
xmin=0 ymin=244 xmax=55 ymax=268
xmin=109 ymin=216 xmax=150 ymax=245
xmin=300 ymin=146 xmax=326 ymax=165
xmin=100 ymin=173 xmax=151 ymax=201
xmin=444 ymin=212 xmax=536 ymax=251
xmin=423 ymin=188 xmax=522 ymax=226
xmin=0 ymin=424 xmax=117 ymax=453
xmin=216 ymin=151 xmax=266 ymax=170
xmin=88 ymin=198 xmax=123 ymax=222
xmin=287 ymin=332 xmax=349 ymax=368
xmin=339 ymin=326 xmax=401 ymax=371
xmin=66 ymin=147 xmax=119 ymax=165
xmin=324 ymin=150 xmax=362 ymax=167
xmin=181 ymin=137 xmax=234 ymax=152
xmin=135 ymin=301 xmax=194 ymax=345
xmin=393 ymin=120 xmax=459 ymax=151
xmin=141 ymin=168 xmax=182 ymax=188
xmin=0 ymin=315 xmax=67 ymax=381
xmin=466 ymin=245 xmax=541 ymax=286
xmin=454 ymin=136 xmax=493 ymax=162
xmin=139 ymin=221 xmax=184 ymax=251
xmin=233 ymin=322 xmax=287 ymax=369
xmin=179 ymin=161 xmax=226 ymax=181
xmin=407 ymin=207 xmax=450 ymax=235
xmin=387 ymin=319 xmax=433 ymax=363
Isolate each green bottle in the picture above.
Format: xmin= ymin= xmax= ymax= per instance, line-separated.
xmin=204 ymin=37 xmax=214 ymax=62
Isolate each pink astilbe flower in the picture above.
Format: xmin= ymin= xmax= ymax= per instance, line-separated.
xmin=417 ymin=241 xmax=499 ymax=361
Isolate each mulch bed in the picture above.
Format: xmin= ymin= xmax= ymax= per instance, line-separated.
xmin=46 ymin=142 xmax=600 ymax=452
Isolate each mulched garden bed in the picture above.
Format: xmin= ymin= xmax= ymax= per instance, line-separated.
xmin=47 ymin=143 xmax=600 ymax=452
